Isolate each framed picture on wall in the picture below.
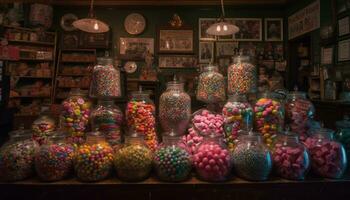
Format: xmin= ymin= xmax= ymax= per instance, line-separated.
xmin=158 ymin=55 xmax=197 ymax=68
xmin=264 ymin=18 xmax=283 ymax=41
xmin=338 ymin=16 xmax=350 ymax=36
xmin=61 ymin=32 xmax=79 ymax=49
xmin=338 ymin=39 xmax=350 ymax=62
xmin=199 ymin=42 xmax=214 ymax=63
xmin=321 ymin=47 xmax=333 ymax=65
xmin=119 ymin=37 xmax=154 ymax=60
xmin=158 ymin=28 xmax=194 ymax=53
xmin=199 ymin=18 xmax=217 ymax=41
xmin=216 ymin=41 xmax=239 ymax=57
xmin=79 ymin=32 xmax=109 ymax=48
xmin=233 ymin=18 xmax=262 ymax=41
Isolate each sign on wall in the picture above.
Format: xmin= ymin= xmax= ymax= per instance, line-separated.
xmin=288 ymin=0 xmax=320 ymax=40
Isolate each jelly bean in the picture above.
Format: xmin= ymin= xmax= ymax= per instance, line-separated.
xmin=32 ymin=118 xmax=56 ymax=145
xmin=228 ymin=60 xmax=257 ymax=94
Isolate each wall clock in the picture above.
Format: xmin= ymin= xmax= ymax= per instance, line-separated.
xmin=124 ymin=13 xmax=146 ymax=35
xmin=60 ymin=13 xmax=78 ymax=31
xmin=124 ymin=61 xmax=138 ymax=73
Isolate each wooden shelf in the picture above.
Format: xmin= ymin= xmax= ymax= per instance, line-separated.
xmin=18 ymin=58 xmax=53 ymax=62
xmin=61 ymin=60 xmax=95 ymax=63
xmin=57 ymin=86 xmax=89 ymax=89
xmin=7 ymin=39 xmax=55 ymax=46
xmin=11 ymin=76 xmax=52 ymax=79
xmin=58 ymin=74 xmax=91 ymax=77
xmin=10 ymin=95 xmax=51 ymax=98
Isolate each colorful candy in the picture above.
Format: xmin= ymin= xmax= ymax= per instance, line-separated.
xmin=182 ymin=127 xmax=203 ymax=154
xmin=196 ymin=65 xmax=226 ymax=104
xmin=227 ymin=57 xmax=257 ymax=94
xmin=32 ymin=115 xmax=56 ymax=145
xmin=90 ymin=64 xmax=121 ymax=98
xmin=191 ymin=109 xmax=224 ymax=137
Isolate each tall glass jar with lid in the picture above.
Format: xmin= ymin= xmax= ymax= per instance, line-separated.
xmin=335 ymin=115 xmax=350 ymax=159
xmin=32 ymin=105 xmax=56 ymax=145
xmin=196 ymin=64 xmax=226 ymax=104
xmin=0 ymin=127 xmax=39 ymax=181
xmin=222 ymin=94 xmax=253 ymax=150
xmin=60 ymin=88 xmax=92 ymax=145
xmin=305 ymin=128 xmax=347 ymax=179
xmin=159 ymin=79 xmax=191 ymax=136
xmin=114 ymin=131 xmax=153 ymax=182
xmin=126 ymin=90 xmax=158 ymax=151
xmin=227 ymin=55 xmax=257 ymax=95
xmin=91 ymin=100 xmax=123 ymax=147
xmin=232 ymin=131 xmax=272 ymax=181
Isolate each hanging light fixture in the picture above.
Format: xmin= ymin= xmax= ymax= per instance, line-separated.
xmin=72 ymin=0 xmax=109 ymax=33
xmin=206 ymin=0 xmax=239 ymax=36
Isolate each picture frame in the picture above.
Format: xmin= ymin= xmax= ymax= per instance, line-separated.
xmin=158 ymin=55 xmax=197 ymax=68
xmin=158 ymin=27 xmax=194 ymax=53
xmin=264 ymin=18 xmax=283 ymax=41
xmin=321 ymin=47 xmax=333 ymax=65
xmin=119 ymin=37 xmax=154 ymax=60
xmin=199 ymin=18 xmax=217 ymax=41
xmin=338 ymin=16 xmax=350 ymax=37
xmin=216 ymin=41 xmax=239 ymax=57
xmin=233 ymin=18 xmax=262 ymax=41
xmin=338 ymin=39 xmax=350 ymax=62
xmin=199 ymin=42 xmax=214 ymax=63
xmin=61 ymin=31 xmax=79 ymax=49
xmin=79 ymin=32 xmax=110 ymax=49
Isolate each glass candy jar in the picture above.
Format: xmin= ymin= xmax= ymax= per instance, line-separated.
xmin=272 ymin=132 xmax=310 ymax=180
xmin=193 ymin=134 xmax=232 ymax=182
xmin=222 ymin=94 xmax=253 ymax=150
xmin=191 ymin=108 xmax=224 ymax=138
xmin=305 ymin=128 xmax=347 ymax=179
xmin=74 ymin=131 xmax=114 ymax=182
xmin=227 ymin=55 xmax=257 ymax=94
xmin=126 ymin=91 xmax=158 ymax=151
xmin=159 ymin=80 xmax=191 ymax=135
xmin=285 ymin=91 xmax=315 ymax=141
xmin=0 ymin=128 xmax=39 ymax=181
xmin=232 ymin=132 xmax=272 ymax=181
xmin=35 ymin=132 xmax=74 ymax=181
xmin=196 ymin=64 xmax=226 ymax=104
xmin=254 ymin=92 xmax=284 ymax=147
xmin=90 ymin=55 xmax=121 ymax=98
xmin=335 ymin=116 xmax=350 ymax=158
xmin=60 ymin=89 xmax=91 ymax=144
xmin=91 ymin=100 xmax=123 ymax=147
xmin=31 ymin=106 xmax=56 ymax=145
xmin=114 ymin=132 xmax=153 ymax=182
xmin=154 ymin=135 xmax=192 ymax=182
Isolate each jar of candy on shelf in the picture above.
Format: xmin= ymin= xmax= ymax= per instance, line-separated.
xmin=335 ymin=116 xmax=350 ymax=159
xmin=227 ymin=55 xmax=257 ymax=95
xmin=305 ymin=128 xmax=347 ymax=179
xmin=35 ymin=132 xmax=74 ymax=182
xmin=191 ymin=108 xmax=224 ymax=137
xmin=272 ymin=131 xmax=310 ymax=180
xmin=90 ymin=53 xmax=121 ymax=98
xmin=74 ymin=131 xmax=114 ymax=182
xmin=193 ymin=133 xmax=232 ymax=182
xmin=154 ymin=134 xmax=192 ymax=182
xmin=91 ymin=100 xmax=123 ymax=147
xmin=222 ymin=94 xmax=253 ymax=150
xmin=196 ymin=64 xmax=226 ymax=104
xmin=232 ymin=131 xmax=272 ymax=181
xmin=285 ymin=90 xmax=315 ymax=141
xmin=159 ymin=79 xmax=191 ymax=136
xmin=182 ymin=127 xmax=204 ymax=155
xmin=32 ymin=105 xmax=56 ymax=145
xmin=114 ymin=132 xmax=153 ymax=182
xmin=60 ymin=88 xmax=92 ymax=145
xmin=254 ymin=92 xmax=284 ymax=147
xmin=0 ymin=127 xmax=39 ymax=181
xmin=126 ymin=90 xmax=158 ymax=151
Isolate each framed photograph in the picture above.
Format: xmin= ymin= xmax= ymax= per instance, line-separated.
xmin=338 ymin=39 xmax=350 ymax=62
xmin=119 ymin=37 xmax=154 ymax=60
xmin=158 ymin=55 xmax=197 ymax=68
xmin=321 ymin=47 xmax=333 ymax=65
xmin=233 ymin=18 xmax=262 ymax=41
xmin=216 ymin=42 xmax=239 ymax=57
xmin=265 ymin=18 xmax=283 ymax=41
xmin=158 ymin=28 xmax=194 ymax=53
xmin=199 ymin=18 xmax=217 ymax=41
xmin=338 ymin=16 xmax=350 ymax=36
xmin=199 ymin=42 xmax=214 ymax=63
xmin=79 ymin=32 xmax=109 ymax=49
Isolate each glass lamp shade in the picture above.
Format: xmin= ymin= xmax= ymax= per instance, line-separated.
xmin=72 ymin=18 xmax=109 ymax=33
xmin=206 ymin=21 xmax=239 ymax=36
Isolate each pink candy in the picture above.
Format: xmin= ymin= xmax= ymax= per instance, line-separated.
xmin=182 ymin=128 xmax=203 ymax=154
xmin=192 ymin=109 xmax=224 ymax=136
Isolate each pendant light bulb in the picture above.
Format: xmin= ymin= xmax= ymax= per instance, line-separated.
xmin=216 ymin=25 xmax=221 ymax=32
xmin=94 ymin=21 xmax=99 ymax=30
xmin=223 ymin=24 xmax=228 ymax=31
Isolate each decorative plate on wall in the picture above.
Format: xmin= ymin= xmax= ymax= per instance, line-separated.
xmin=124 ymin=61 xmax=138 ymax=73
xmin=60 ymin=13 xmax=78 ymax=31
xmin=124 ymin=13 xmax=146 ymax=35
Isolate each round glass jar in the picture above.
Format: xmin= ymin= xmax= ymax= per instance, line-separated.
xmin=285 ymin=91 xmax=315 ymax=141
xmin=227 ymin=55 xmax=257 ymax=95
xmin=222 ymin=94 xmax=253 ymax=150
xmin=159 ymin=81 xmax=191 ymax=136
xmin=193 ymin=134 xmax=232 ymax=182
xmin=196 ymin=64 xmax=226 ymax=104
xmin=232 ymin=132 xmax=272 ymax=181
xmin=191 ymin=108 xmax=224 ymax=137
xmin=0 ymin=128 xmax=39 ymax=181
xmin=114 ymin=132 xmax=153 ymax=182
xmin=74 ymin=131 xmax=114 ymax=182
xmin=335 ymin=116 xmax=350 ymax=159
xmin=154 ymin=135 xmax=192 ymax=182
xmin=254 ymin=92 xmax=284 ymax=147
xmin=90 ymin=56 xmax=121 ymax=98
xmin=35 ymin=132 xmax=74 ymax=182
xmin=31 ymin=106 xmax=56 ymax=145
xmin=126 ymin=91 xmax=158 ymax=151
xmin=272 ymin=132 xmax=310 ymax=180
xmin=304 ymin=128 xmax=347 ymax=179
xmin=91 ymin=100 xmax=123 ymax=147
xmin=182 ymin=127 xmax=204 ymax=155
xmin=60 ymin=88 xmax=92 ymax=145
